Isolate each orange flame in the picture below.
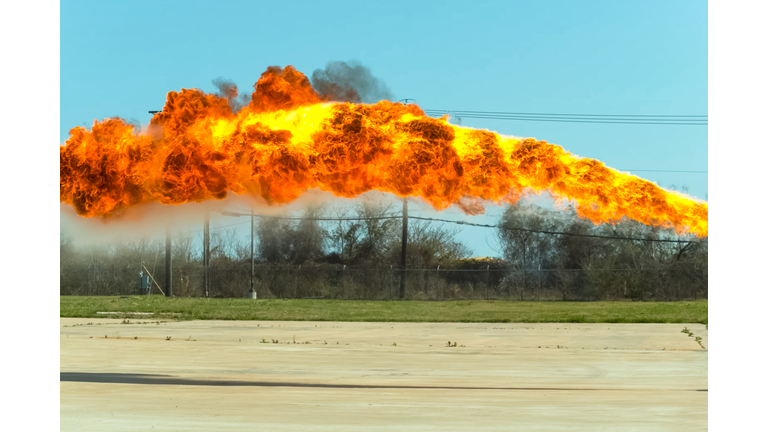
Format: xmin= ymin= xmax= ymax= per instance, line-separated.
xmin=60 ymin=65 xmax=708 ymax=236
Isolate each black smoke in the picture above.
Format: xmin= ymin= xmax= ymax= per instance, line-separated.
xmin=212 ymin=77 xmax=251 ymax=112
xmin=311 ymin=61 xmax=394 ymax=104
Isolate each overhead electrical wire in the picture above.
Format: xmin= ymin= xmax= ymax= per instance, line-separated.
xmin=423 ymin=109 xmax=707 ymax=126
xmin=210 ymin=210 xmax=704 ymax=243
xmin=407 ymin=216 xmax=702 ymax=244
xmin=421 ymin=109 xmax=707 ymax=172
xmin=621 ymin=169 xmax=707 ymax=174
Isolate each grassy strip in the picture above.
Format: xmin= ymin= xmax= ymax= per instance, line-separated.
xmin=60 ymin=296 xmax=707 ymax=324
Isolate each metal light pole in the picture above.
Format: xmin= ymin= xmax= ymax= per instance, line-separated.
xmin=220 ymin=209 xmax=257 ymax=299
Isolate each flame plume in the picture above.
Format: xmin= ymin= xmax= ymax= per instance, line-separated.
xmin=60 ymin=65 xmax=708 ymax=237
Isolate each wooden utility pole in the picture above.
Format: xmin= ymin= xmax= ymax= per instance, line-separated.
xmin=250 ymin=208 xmax=255 ymax=294
xmin=203 ymin=213 xmax=210 ymax=297
xmin=399 ymin=198 xmax=408 ymax=299
xmin=165 ymin=223 xmax=172 ymax=297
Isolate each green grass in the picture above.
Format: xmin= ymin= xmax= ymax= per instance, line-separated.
xmin=60 ymin=296 xmax=707 ymax=324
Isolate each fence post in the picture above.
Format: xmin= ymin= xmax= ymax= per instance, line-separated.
xmin=437 ymin=265 xmax=440 ymax=301
xmin=342 ymin=264 xmax=346 ymax=300
xmin=538 ymin=265 xmax=541 ymax=301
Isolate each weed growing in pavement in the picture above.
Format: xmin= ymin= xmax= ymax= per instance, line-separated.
xmin=694 ymin=336 xmax=705 ymax=349
xmin=260 ymin=338 xmax=268 ymax=343
xmin=166 ymin=336 xmax=172 ymax=341
xmin=134 ymin=336 xmax=138 ymax=340
xmin=392 ymin=342 xmax=397 ymax=346
xmin=681 ymin=327 xmax=706 ymax=349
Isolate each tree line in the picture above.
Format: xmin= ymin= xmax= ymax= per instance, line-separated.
xmin=60 ymin=201 xmax=707 ymax=301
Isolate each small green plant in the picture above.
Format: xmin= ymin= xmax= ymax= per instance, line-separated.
xmin=166 ymin=336 xmax=172 ymax=341
xmin=260 ymin=338 xmax=268 ymax=343
xmin=392 ymin=342 xmax=397 ymax=346
xmin=186 ymin=336 xmax=192 ymax=341
xmin=681 ymin=327 xmax=706 ymax=349
xmin=694 ymin=336 xmax=705 ymax=349
xmin=134 ymin=336 xmax=138 ymax=340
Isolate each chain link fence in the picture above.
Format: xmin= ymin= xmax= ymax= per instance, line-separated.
xmin=60 ymin=261 xmax=707 ymax=301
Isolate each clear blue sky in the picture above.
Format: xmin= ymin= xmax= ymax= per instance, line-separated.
xmin=61 ymin=0 xmax=707 ymax=257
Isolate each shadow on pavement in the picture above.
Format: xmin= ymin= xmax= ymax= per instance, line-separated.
xmin=60 ymin=372 xmax=706 ymax=392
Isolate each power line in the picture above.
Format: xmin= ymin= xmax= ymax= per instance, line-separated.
xmin=221 ymin=211 xmax=402 ymax=222
xmin=424 ymin=109 xmax=707 ymax=118
xmin=189 ymin=220 xmax=250 ymax=233
xmin=621 ymin=169 xmax=707 ymax=174
xmin=425 ymin=114 xmax=706 ymax=126
xmin=214 ymin=210 xmax=704 ymax=243
xmin=423 ymin=110 xmax=707 ymax=126
xmin=407 ymin=216 xmax=704 ymax=244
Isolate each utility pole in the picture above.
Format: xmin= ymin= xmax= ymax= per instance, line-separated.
xmin=203 ymin=212 xmax=210 ymax=297
xmin=250 ymin=208 xmax=255 ymax=295
xmin=397 ymin=98 xmax=414 ymax=300
xmin=165 ymin=222 xmax=172 ymax=297
xmin=149 ymin=109 xmax=172 ymax=298
xmin=399 ymin=198 xmax=408 ymax=299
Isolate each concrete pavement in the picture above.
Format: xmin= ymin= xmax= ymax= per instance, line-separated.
xmin=60 ymin=318 xmax=707 ymax=431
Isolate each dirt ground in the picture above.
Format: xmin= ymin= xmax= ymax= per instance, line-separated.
xmin=60 ymin=318 xmax=707 ymax=431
